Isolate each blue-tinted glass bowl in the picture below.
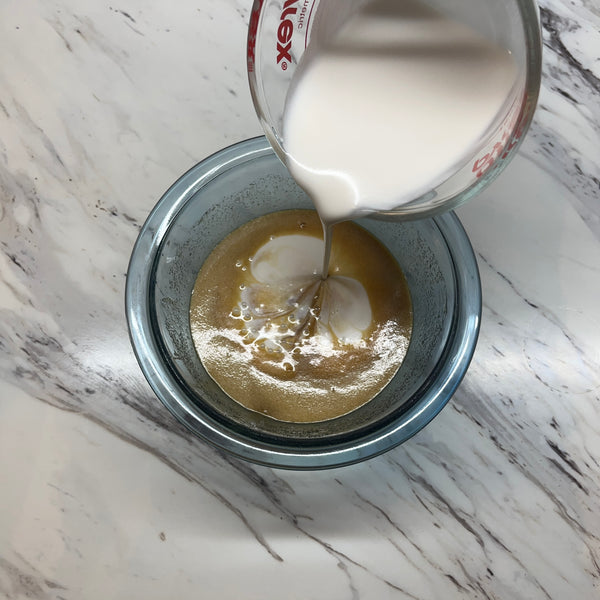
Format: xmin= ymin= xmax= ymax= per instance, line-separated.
xmin=126 ymin=137 xmax=481 ymax=469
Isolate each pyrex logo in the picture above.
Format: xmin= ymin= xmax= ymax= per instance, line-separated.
xmin=471 ymin=101 xmax=526 ymax=178
xmin=247 ymin=0 xmax=264 ymax=73
xmin=277 ymin=0 xmax=298 ymax=70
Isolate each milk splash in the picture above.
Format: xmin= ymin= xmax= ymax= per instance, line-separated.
xmin=234 ymin=234 xmax=372 ymax=372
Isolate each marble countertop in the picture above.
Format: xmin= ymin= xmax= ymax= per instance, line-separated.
xmin=1 ymin=1 xmax=598 ymax=598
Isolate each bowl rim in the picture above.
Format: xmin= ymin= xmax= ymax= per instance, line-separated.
xmin=125 ymin=136 xmax=481 ymax=470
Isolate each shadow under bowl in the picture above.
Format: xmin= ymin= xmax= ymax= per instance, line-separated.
xmin=126 ymin=136 xmax=481 ymax=469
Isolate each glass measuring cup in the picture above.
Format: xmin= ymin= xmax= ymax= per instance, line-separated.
xmin=247 ymin=0 xmax=542 ymax=220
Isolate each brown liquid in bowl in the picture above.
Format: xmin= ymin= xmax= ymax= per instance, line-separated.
xmin=190 ymin=210 xmax=412 ymax=423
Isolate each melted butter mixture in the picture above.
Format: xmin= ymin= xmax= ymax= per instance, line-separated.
xmin=190 ymin=210 xmax=412 ymax=423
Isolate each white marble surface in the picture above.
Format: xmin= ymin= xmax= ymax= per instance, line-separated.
xmin=1 ymin=0 xmax=599 ymax=598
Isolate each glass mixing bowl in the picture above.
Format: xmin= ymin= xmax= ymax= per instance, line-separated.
xmin=126 ymin=137 xmax=481 ymax=469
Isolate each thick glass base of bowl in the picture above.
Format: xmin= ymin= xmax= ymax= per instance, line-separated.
xmin=126 ymin=136 xmax=481 ymax=470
